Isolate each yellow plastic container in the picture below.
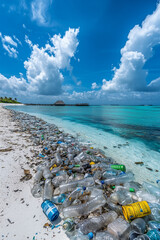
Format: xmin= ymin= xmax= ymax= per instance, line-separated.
xmin=122 ymin=201 xmax=151 ymax=221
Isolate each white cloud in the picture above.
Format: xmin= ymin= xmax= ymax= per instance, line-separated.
xmin=0 ymin=28 xmax=79 ymax=98
xmin=91 ymin=82 xmax=99 ymax=89
xmin=31 ymin=0 xmax=52 ymax=26
xmin=102 ymin=3 xmax=160 ymax=92
xmin=24 ymin=28 xmax=79 ymax=95
xmin=0 ymin=33 xmax=21 ymax=58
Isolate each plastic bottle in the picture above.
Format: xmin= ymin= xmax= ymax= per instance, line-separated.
xmin=78 ymin=211 xmax=118 ymax=234
xmin=55 ymin=151 xmax=63 ymax=165
xmin=146 ymin=229 xmax=160 ymax=239
xmin=63 ymin=218 xmax=75 ymax=232
xmin=135 ymin=235 xmax=150 ymax=240
xmin=41 ymin=200 xmax=59 ymax=222
xmin=70 ymin=231 xmax=93 ymax=240
xmin=136 ymin=191 xmax=158 ymax=204
xmin=106 ymin=198 xmax=123 ymax=215
xmin=143 ymin=182 xmax=160 ymax=198
xmin=43 ymin=167 xmax=53 ymax=179
xmin=74 ymin=152 xmax=86 ymax=163
xmin=102 ymin=169 xmax=122 ymax=179
xmin=51 ymin=193 xmax=66 ymax=204
xmin=63 ymin=187 xmax=86 ymax=208
xmin=31 ymin=183 xmax=43 ymax=198
xmin=128 ymin=230 xmax=140 ymax=240
xmin=107 ymin=217 xmax=131 ymax=239
xmin=63 ymin=195 xmax=107 ymax=218
xmin=148 ymin=203 xmax=160 ymax=222
xmin=131 ymin=218 xmax=146 ymax=234
xmin=34 ymin=170 xmax=43 ymax=183
xmin=101 ymin=171 xmax=134 ymax=185
xmin=52 ymin=174 xmax=69 ymax=187
xmin=43 ymin=179 xmax=53 ymax=201
xmin=95 ymin=231 xmax=118 ymax=240
xmin=59 ymin=177 xmax=95 ymax=193
xmin=148 ymin=221 xmax=160 ymax=231
xmin=110 ymin=189 xmax=133 ymax=205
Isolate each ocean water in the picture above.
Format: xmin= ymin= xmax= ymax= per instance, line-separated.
xmin=6 ymin=105 xmax=160 ymax=184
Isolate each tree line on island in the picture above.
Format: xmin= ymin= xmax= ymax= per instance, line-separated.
xmin=0 ymin=97 xmax=20 ymax=104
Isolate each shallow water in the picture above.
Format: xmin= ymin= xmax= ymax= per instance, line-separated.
xmin=6 ymin=105 xmax=160 ymax=184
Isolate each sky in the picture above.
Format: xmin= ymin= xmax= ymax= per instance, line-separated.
xmin=0 ymin=0 xmax=160 ymax=104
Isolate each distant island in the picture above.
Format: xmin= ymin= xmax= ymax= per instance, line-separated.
xmin=25 ymin=100 xmax=89 ymax=106
xmin=0 ymin=97 xmax=20 ymax=104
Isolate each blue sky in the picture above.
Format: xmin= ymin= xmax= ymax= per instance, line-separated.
xmin=0 ymin=0 xmax=160 ymax=104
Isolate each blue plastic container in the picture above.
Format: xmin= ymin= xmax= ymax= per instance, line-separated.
xmin=147 ymin=230 xmax=160 ymax=240
xmin=41 ymin=200 xmax=59 ymax=222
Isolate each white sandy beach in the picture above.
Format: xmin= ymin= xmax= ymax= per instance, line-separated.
xmin=0 ymin=105 xmax=69 ymax=240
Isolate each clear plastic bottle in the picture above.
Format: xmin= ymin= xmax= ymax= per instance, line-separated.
xmin=74 ymin=152 xmax=86 ymax=163
xmin=52 ymin=174 xmax=69 ymax=187
xmin=43 ymin=179 xmax=53 ymax=201
xmin=95 ymin=231 xmax=118 ymax=240
xmin=63 ymin=218 xmax=75 ymax=232
xmin=59 ymin=177 xmax=95 ymax=194
xmin=136 ymin=191 xmax=158 ymax=204
xmin=110 ymin=189 xmax=133 ymax=205
xmin=78 ymin=211 xmax=118 ymax=234
xmin=31 ymin=183 xmax=43 ymax=198
xmin=55 ymin=151 xmax=63 ymax=165
xmin=101 ymin=171 xmax=134 ymax=185
xmin=106 ymin=198 xmax=123 ymax=215
xmin=131 ymin=218 xmax=146 ymax=234
xmin=63 ymin=187 xmax=86 ymax=208
xmin=107 ymin=217 xmax=131 ymax=239
xmin=51 ymin=193 xmax=66 ymax=204
xmin=143 ymin=182 xmax=160 ymax=198
xmin=70 ymin=230 xmax=93 ymax=240
xmin=63 ymin=195 xmax=107 ymax=218
xmin=148 ymin=221 xmax=160 ymax=231
xmin=34 ymin=170 xmax=43 ymax=183
xmin=43 ymin=167 xmax=53 ymax=179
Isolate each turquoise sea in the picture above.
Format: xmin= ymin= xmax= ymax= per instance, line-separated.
xmin=6 ymin=105 xmax=160 ymax=184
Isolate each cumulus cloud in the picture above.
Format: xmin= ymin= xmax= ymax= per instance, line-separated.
xmin=0 ymin=33 xmax=21 ymax=58
xmin=31 ymin=0 xmax=52 ymax=26
xmin=102 ymin=3 xmax=160 ymax=92
xmin=91 ymin=82 xmax=99 ymax=89
xmin=0 ymin=28 xmax=79 ymax=98
xmin=24 ymin=28 xmax=79 ymax=95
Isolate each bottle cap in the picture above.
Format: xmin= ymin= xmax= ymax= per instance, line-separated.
xmin=129 ymin=188 xmax=135 ymax=192
xmin=74 ymin=164 xmax=80 ymax=167
xmin=83 ymin=186 xmax=86 ymax=191
xmin=90 ymin=161 xmax=95 ymax=165
xmin=156 ymin=180 xmax=160 ymax=184
xmin=101 ymin=180 xmax=104 ymax=185
xmin=88 ymin=232 xmax=93 ymax=239
xmin=110 ymin=185 xmax=115 ymax=189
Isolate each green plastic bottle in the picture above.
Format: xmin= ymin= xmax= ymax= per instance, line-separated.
xmin=110 ymin=164 xmax=126 ymax=172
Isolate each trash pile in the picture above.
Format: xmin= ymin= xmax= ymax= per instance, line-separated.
xmin=11 ymin=110 xmax=160 ymax=240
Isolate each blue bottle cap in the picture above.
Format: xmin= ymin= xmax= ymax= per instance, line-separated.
xmin=83 ymin=186 xmax=86 ymax=190
xmin=88 ymin=232 xmax=93 ymax=239
xmin=101 ymin=180 xmax=104 ymax=184
xmin=156 ymin=179 xmax=160 ymax=184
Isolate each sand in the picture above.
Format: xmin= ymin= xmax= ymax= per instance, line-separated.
xmin=0 ymin=105 xmax=69 ymax=240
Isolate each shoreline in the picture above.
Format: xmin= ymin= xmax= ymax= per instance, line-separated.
xmin=1 ymin=105 xmax=160 ymax=240
xmin=0 ymin=106 xmax=69 ymax=240
xmin=5 ymin=105 xmax=160 ymax=185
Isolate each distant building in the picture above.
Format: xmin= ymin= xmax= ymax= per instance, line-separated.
xmin=54 ymin=100 xmax=65 ymax=106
